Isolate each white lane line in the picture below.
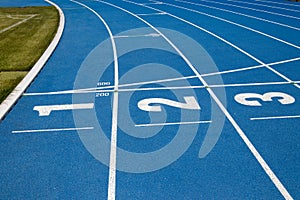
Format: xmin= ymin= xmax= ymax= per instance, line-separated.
xmin=114 ymin=33 xmax=161 ymax=38
xmin=227 ymin=0 xmax=300 ymax=13
xmin=70 ymin=1 xmax=119 ymax=200
xmin=143 ymin=1 xmax=300 ymax=89
xmin=12 ymin=127 xmax=94 ymax=134
xmin=87 ymin=80 xmax=299 ymax=91
xmin=155 ymin=1 xmax=300 ymax=49
xmin=23 ymin=56 xmax=300 ymax=96
xmin=251 ymin=115 xmax=300 ymax=121
xmin=122 ymin=0 xmax=294 ymax=198
xmin=207 ymin=81 xmax=300 ymax=88
xmin=142 ymin=2 xmax=163 ymax=5
xmin=197 ymin=0 xmax=300 ymax=20
xmin=137 ymin=12 xmax=166 ymax=16
xmin=0 ymin=14 xmax=37 ymax=34
xmin=23 ymin=79 xmax=300 ymax=96
xmin=254 ymin=0 xmax=300 ymax=7
xmin=23 ymin=75 xmax=198 ymax=96
xmin=135 ymin=120 xmax=212 ymax=127
xmin=175 ymin=0 xmax=300 ymax=31
xmin=203 ymin=57 xmax=300 ymax=77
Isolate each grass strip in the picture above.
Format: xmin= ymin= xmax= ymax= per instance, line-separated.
xmin=0 ymin=71 xmax=27 ymax=102
xmin=0 ymin=6 xmax=59 ymax=103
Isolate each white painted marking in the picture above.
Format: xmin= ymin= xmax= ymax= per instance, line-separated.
xmin=23 ymin=80 xmax=300 ymax=96
xmin=33 ymin=103 xmax=94 ymax=116
xmin=203 ymin=57 xmax=300 ymax=77
xmin=175 ymin=0 xmax=300 ymax=31
xmin=23 ymin=56 xmax=300 ymax=97
xmin=70 ymin=1 xmax=119 ymax=200
xmin=160 ymin=1 xmax=300 ymax=49
xmin=114 ymin=33 xmax=160 ymax=38
xmin=6 ymin=14 xmax=36 ymax=19
xmin=196 ymin=0 xmax=300 ymax=20
xmin=227 ymin=0 xmax=300 ymax=13
xmin=135 ymin=120 xmax=211 ymax=127
xmin=12 ymin=127 xmax=94 ymax=134
xmin=0 ymin=14 xmax=37 ymax=34
xmin=251 ymin=115 xmax=300 ymax=121
xmin=142 ymin=0 xmax=300 ymax=90
xmin=142 ymin=2 xmax=163 ymax=5
xmin=235 ymin=92 xmax=295 ymax=106
xmin=254 ymin=0 xmax=300 ymax=7
xmin=137 ymin=12 xmax=166 ymax=16
xmin=138 ymin=96 xmax=201 ymax=112
xmin=119 ymin=0 xmax=294 ymax=198
xmin=23 ymin=75 xmax=198 ymax=96
xmin=209 ymin=81 xmax=300 ymax=88
xmin=59 ymin=80 xmax=297 ymax=93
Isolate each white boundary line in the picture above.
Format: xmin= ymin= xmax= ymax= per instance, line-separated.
xmin=137 ymin=12 xmax=166 ymax=16
xmin=227 ymin=0 xmax=300 ymax=13
xmin=12 ymin=127 xmax=94 ymax=134
xmin=153 ymin=1 xmax=300 ymax=49
xmin=22 ymin=56 xmax=300 ymax=96
xmin=113 ymin=33 xmax=160 ymax=38
xmin=69 ymin=1 xmax=119 ymax=200
xmin=22 ymin=80 xmax=300 ymax=96
xmin=142 ymin=1 xmax=300 ymax=89
xmin=135 ymin=120 xmax=212 ymax=127
xmin=0 ymin=0 xmax=65 ymax=121
xmin=175 ymin=0 xmax=300 ymax=31
xmin=197 ymin=0 xmax=300 ymax=20
xmin=120 ymin=0 xmax=293 ymax=198
xmin=251 ymin=115 xmax=300 ymax=121
xmin=203 ymin=57 xmax=300 ymax=77
xmin=0 ymin=14 xmax=37 ymax=34
xmin=254 ymin=0 xmax=300 ymax=7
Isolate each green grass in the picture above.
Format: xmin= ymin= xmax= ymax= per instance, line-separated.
xmin=0 ymin=71 xmax=27 ymax=102
xmin=0 ymin=6 xmax=59 ymax=103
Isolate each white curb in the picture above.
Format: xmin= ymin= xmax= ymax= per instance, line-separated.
xmin=0 ymin=0 xmax=65 ymax=121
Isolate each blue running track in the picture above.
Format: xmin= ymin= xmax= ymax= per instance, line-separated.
xmin=0 ymin=0 xmax=299 ymax=199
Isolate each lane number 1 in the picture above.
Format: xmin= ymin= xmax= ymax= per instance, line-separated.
xmin=34 ymin=103 xmax=94 ymax=116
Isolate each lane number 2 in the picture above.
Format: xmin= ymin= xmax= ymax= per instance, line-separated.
xmin=138 ymin=96 xmax=201 ymax=112
xmin=234 ymin=92 xmax=295 ymax=106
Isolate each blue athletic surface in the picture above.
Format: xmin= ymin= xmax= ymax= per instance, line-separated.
xmin=0 ymin=0 xmax=299 ymax=199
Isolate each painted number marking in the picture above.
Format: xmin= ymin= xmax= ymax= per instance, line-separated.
xmin=96 ymin=92 xmax=110 ymax=97
xmin=234 ymin=92 xmax=295 ymax=106
xmin=138 ymin=96 xmax=201 ymax=112
xmin=34 ymin=103 xmax=94 ymax=116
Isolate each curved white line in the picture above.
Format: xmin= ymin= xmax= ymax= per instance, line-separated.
xmin=227 ymin=0 xmax=300 ymax=13
xmin=98 ymin=0 xmax=293 ymax=199
xmin=136 ymin=0 xmax=300 ymax=89
xmin=22 ymin=56 xmax=300 ymax=97
xmin=203 ymin=56 xmax=300 ymax=77
xmin=197 ymin=0 xmax=300 ymax=20
xmin=0 ymin=0 xmax=65 ymax=121
xmin=254 ymin=0 xmax=300 ymax=7
xmin=175 ymin=0 xmax=300 ymax=31
xmin=69 ymin=1 xmax=119 ymax=200
xmin=159 ymin=1 xmax=300 ymax=49
xmin=21 ymin=80 xmax=300 ymax=96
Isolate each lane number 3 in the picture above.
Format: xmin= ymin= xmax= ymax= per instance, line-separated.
xmin=234 ymin=92 xmax=295 ymax=106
